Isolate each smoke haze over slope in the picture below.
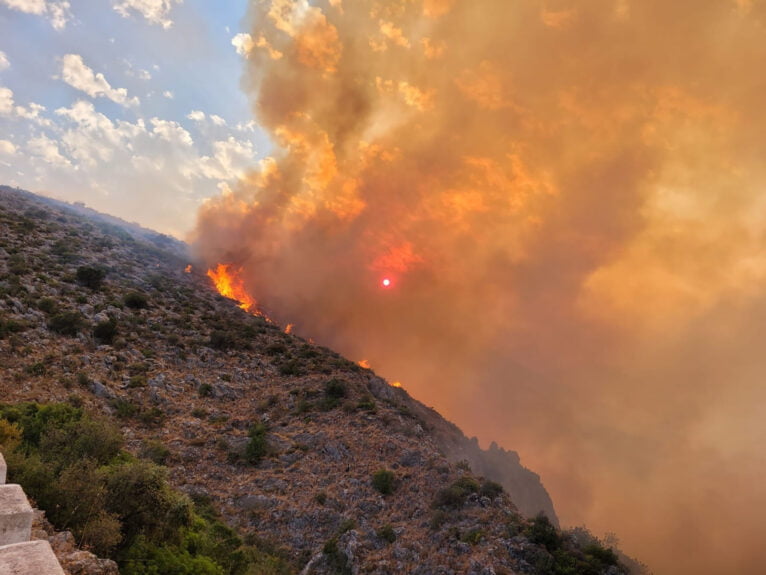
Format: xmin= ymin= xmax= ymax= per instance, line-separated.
xmin=192 ymin=1 xmax=766 ymax=572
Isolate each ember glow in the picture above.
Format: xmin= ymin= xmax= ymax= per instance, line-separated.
xmin=192 ymin=2 xmax=766 ymax=573
xmin=206 ymin=263 xmax=257 ymax=312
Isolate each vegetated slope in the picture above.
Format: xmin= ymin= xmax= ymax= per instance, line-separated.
xmin=0 ymin=185 xmax=640 ymax=575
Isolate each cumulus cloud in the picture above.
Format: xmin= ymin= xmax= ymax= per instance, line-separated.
xmin=0 ymin=87 xmax=12 ymax=115
xmin=231 ymin=33 xmax=255 ymax=56
xmin=187 ymin=109 xmax=206 ymax=122
xmin=0 ymin=0 xmax=71 ymax=29
xmin=112 ymin=0 xmax=182 ymax=29
xmin=0 ymin=139 xmax=16 ymax=155
xmin=27 ymin=134 xmax=70 ymax=167
xmin=59 ymin=54 xmax=139 ymax=107
xmin=0 ymin=52 xmax=9 ymax=72
xmin=0 ymin=92 xmax=258 ymax=234
xmin=193 ymin=2 xmax=766 ymax=574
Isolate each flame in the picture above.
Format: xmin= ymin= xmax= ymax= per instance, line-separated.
xmin=390 ymin=381 xmax=402 ymax=388
xmin=357 ymin=359 xmax=371 ymax=369
xmin=206 ymin=263 xmax=257 ymax=312
xmin=285 ymin=323 xmax=294 ymax=334
xmin=184 ymin=264 xmax=192 ymax=273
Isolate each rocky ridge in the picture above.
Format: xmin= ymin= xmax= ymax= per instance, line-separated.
xmin=0 ymin=185 xmax=633 ymax=574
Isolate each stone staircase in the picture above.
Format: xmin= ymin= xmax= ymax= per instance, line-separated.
xmin=0 ymin=452 xmax=65 ymax=575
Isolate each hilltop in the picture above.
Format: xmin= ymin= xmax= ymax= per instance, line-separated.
xmin=0 ymin=186 xmax=640 ymax=574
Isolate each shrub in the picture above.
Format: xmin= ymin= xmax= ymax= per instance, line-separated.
xmin=461 ymin=528 xmax=485 ymax=545
xmin=479 ymin=479 xmax=504 ymax=499
xmin=141 ymin=440 xmax=171 ymax=465
xmin=94 ymin=318 xmax=118 ymax=344
xmin=245 ymin=423 xmax=269 ymax=464
xmin=128 ymin=375 xmax=147 ymax=388
xmin=526 ymin=513 xmax=560 ymax=551
xmin=320 ymin=378 xmax=348 ymax=410
xmin=48 ymin=311 xmax=87 ymax=336
xmin=371 ymin=469 xmax=396 ymax=495
xmin=198 ymin=383 xmax=213 ymax=398
xmin=76 ymin=265 xmax=106 ymax=290
xmin=37 ymin=297 xmax=58 ymax=314
xmin=209 ymin=330 xmax=236 ymax=351
xmin=376 ymin=524 xmax=396 ymax=544
xmin=432 ymin=476 xmax=481 ymax=509
xmin=124 ymin=291 xmax=148 ymax=309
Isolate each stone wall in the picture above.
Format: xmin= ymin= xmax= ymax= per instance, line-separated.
xmin=0 ymin=451 xmax=65 ymax=575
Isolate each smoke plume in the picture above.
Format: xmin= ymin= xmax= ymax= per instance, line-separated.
xmin=192 ymin=1 xmax=766 ymax=572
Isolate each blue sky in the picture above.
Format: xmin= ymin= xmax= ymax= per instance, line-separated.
xmin=0 ymin=0 xmax=265 ymax=236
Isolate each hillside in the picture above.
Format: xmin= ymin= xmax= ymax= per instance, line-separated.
xmin=0 ymin=186 xmax=637 ymax=574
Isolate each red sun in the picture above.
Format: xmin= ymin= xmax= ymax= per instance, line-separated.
xmin=381 ymin=277 xmax=392 ymax=288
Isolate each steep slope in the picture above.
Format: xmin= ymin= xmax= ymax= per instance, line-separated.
xmin=0 ymin=186 xmax=634 ymax=574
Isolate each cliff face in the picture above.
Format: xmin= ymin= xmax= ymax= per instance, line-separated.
xmin=0 ymin=186 xmax=628 ymax=574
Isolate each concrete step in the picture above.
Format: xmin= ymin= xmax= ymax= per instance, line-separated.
xmin=0 ymin=485 xmax=32 ymax=547
xmin=0 ymin=540 xmax=66 ymax=575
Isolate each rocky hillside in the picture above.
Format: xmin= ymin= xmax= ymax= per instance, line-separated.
xmin=0 ymin=185 xmax=638 ymax=574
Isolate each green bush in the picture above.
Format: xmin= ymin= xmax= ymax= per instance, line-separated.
xmin=48 ymin=311 xmax=87 ymax=336
xmin=245 ymin=423 xmax=269 ymax=464
xmin=371 ymin=469 xmax=396 ymax=495
xmin=432 ymin=476 xmax=481 ymax=509
xmin=376 ymin=524 xmax=396 ymax=544
xmin=94 ymin=318 xmax=118 ymax=344
xmin=124 ymin=291 xmax=149 ymax=309
xmin=479 ymin=480 xmax=504 ymax=499
xmin=320 ymin=378 xmax=348 ymax=410
xmin=76 ymin=265 xmax=106 ymax=290
xmin=37 ymin=297 xmax=58 ymax=314
xmin=526 ymin=513 xmax=560 ymax=551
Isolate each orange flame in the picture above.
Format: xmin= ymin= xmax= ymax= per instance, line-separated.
xmin=285 ymin=323 xmax=294 ymax=334
xmin=184 ymin=264 xmax=192 ymax=273
xmin=207 ymin=263 xmax=257 ymax=312
xmin=357 ymin=359 xmax=371 ymax=369
xmin=390 ymin=381 xmax=403 ymax=388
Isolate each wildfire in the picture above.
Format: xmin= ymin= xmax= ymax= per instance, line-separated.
xmin=285 ymin=323 xmax=294 ymax=334
xmin=357 ymin=359 xmax=371 ymax=369
xmin=206 ymin=263 xmax=257 ymax=312
xmin=390 ymin=381 xmax=403 ymax=388
xmin=184 ymin=264 xmax=192 ymax=273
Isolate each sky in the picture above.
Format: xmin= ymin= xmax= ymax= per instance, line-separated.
xmin=0 ymin=0 xmax=264 ymax=236
xmin=5 ymin=2 xmax=766 ymax=575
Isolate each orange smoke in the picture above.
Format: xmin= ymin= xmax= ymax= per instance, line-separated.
xmin=192 ymin=2 xmax=766 ymax=574
xmin=206 ymin=263 xmax=257 ymax=312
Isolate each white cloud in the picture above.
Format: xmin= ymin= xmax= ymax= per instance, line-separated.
xmin=0 ymin=86 xmax=50 ymax=125
xmin=0 ymin=140 xmax=16 ymax=155
xmin=0 ymin=52 xmax=9 ymax=72
xmin=112 ymin=0 xmax=182 ymax=29
xmin=187 ymin=110 xmax=226 ymax=127
xmin=124 ymin=61 xmax=152 ymax=80
xmin=231 ymin=33 xmax=254 ymax=56
xmin=59 ymin=54 xmax=139 ymax=107
xmin=0 ymin=87 xmax=13 ymax=115
xmin=28 ymin=134 xmax=70 ymax=167
xmin=195 ymin=136 xmax=255 ymax=180
xmin=0 ymin=0 xmax=71 ymax=29
xmin=162 ymin=90 xmax=174 ymax=99
xmin=150 ymin=117 xmax=193 ymax=147
xmin=187 ymin=110 xmax=205 ymax=122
